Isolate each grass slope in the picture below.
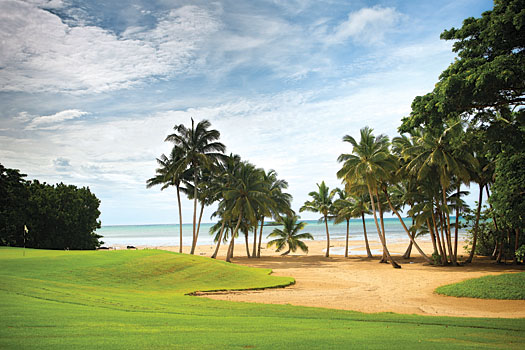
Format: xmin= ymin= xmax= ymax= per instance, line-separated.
xmin=1 ymin=247 xmax=524 ymax=349
xmin=436 ymin=272 xmax=525 ymax=300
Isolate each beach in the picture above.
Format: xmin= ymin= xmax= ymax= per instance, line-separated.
xmin=117 ymin=238 xmax=525 ymax=319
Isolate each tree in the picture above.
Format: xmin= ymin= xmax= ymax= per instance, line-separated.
xmin=267 ymin=215 xmax=313 ymax=255
xmin=300 ymin=181 xmax=334 ymax=258
xmin=331 ymin=187 xmax=356 ymax=258
xmin=146 ymin=147 xmax=190 ymax=253
xmin=490 ymin=151 xmax=525 ymax=264
xmin=0 ymin=164 xmax=29 ymax=246
xmin=337 ymin=127 xmax=401 ymax=268
xmin=165 ymin=119 xmax=226 ymax=254
xmin=222 ymin=162 xmax=272 ymax=263
xmin=400 ymin=0 xmax=525 ymax=132
xmin=256 ymin=169 xmax=292 ymax=258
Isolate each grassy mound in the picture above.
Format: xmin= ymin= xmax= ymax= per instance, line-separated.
xmin=1 ymin=247 xmax=524 ymax=349
xmin=436 ymin=272 xmax=525 ymax=300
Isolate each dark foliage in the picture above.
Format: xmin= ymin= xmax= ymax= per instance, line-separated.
xmin=0 ymin=164 xmax=102 ymax=249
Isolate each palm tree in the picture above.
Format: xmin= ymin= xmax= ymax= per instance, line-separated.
xmin=267 ymin=215 xmax=313 ymax=255
xmin=351 ymin=192 xmax=373 ymax=258
xmin=337 ymin=127 xmax=401 ymax=268
xmin=300 ymin=181 xmax=334 ymax=258
xmin=403 ymin=121 xmax=477 ymax=264
xmin=255 ymin=169 xmax=292 ymax=258
xmin=146 ymin=147 xmax=189 ymax=253
xmin=331 ymin=187 xmax=356 ymax=258
xmin=222 ymin=162 xmax=273 ymax=263
xmin=165 ymin=119 xmax=226 ymax=255
xmin=209 ymin=154 xmax=242 ymax=259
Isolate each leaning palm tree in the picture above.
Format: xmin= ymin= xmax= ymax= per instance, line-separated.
xmin=267 ymin=215 xmax=313 ymax=255
xmin=146 ymin=147 xmax=190 ymax=253
xmin=300 ymin=181 xmax=334 ymax=257
xmin=337 ymin=127 xmax=401 ymax=268
xmin=165 ymin=119 xmax=226 ymax=254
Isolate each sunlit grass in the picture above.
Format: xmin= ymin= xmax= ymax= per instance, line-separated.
xmin=436 ymin=272 xmax=525 ymax=300
xmin=1 ymin=247 xmax=524 ymax=349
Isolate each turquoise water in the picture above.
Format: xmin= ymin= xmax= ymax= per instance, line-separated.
xmin=97 ymin=217 xmax=467 ymax=248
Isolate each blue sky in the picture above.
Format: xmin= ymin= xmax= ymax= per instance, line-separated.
xmin=0 ymin=0 xmax=493 ymax=225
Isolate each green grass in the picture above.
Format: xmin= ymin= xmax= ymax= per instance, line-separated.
xmin=1 ymin=247 xmax=524 ymax=349
xmin=436 ymin=272 xmax=525 ymax=300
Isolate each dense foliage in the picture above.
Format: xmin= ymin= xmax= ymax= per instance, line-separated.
xmin=0 ymin=164 xmax=102 ymax=249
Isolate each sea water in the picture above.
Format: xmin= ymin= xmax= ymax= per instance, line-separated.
xmin=97 ymin=217 xmax=468 ymax=248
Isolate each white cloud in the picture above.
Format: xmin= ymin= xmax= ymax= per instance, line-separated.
xmin=27 ymin=109 xmax=88 ymax=129
xmin=0 ymin=1 xmax=220 ymax=93
xmin=327 ymin=6 xmax=403 ymax=45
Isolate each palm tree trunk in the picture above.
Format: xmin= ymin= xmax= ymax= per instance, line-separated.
xmin=442 ymin=185 xmax=455 ymax=264
xmin=466 ymin=184 xmax=483 ymax=263
xmin=211 ymin=220 xmax=226 ymax=259
xmin=190 ymin=201 xmax=205 ymax=254
xmin=384 ymin=190 xmax=432 ymax=264
xmin=403 ymin=240 xmax=413 ymax=259
xmin=431 ymin=208 xmax=446 ymax=265
xmin=324 ymin=215 xmax=330 ymax=258
xmin=257 ymin=217 xmax=264 ymax=258
xmin=439 ymin=211 xmax=449 ymax=264
xmin=244 ymin=232 xmax=251 ymax=258
xmin=252 ymin=223 xmax=258 ymax=258
xmin=176 ymin=184 xmax=183 ymax=254
xmin=368 ymin=184 xmax=400 ymax=268
xmin=453 ymin=185 xmax=460 ymax=263
xmin=513 ymin=229 xmax=519 ymax=265
xmin=192 ymin=171 xmax=198 ymax=255
xmin=361 ymin=213 xmax=372 ymax=258
xmin=345 ymin=219 xmax=349 ymax=258
xmin=226 ymin=213 xmax=242 ymax=263
xmin=427 ymin=219 xmax=438 ymax=256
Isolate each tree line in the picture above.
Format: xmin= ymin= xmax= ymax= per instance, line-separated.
xmin=303 ymin=0 xmax=524 ymax=267
xmin=0 ymin=163 xmax=102 ymax=249
xmin=147 ymin=119 xmax=296 ymax=261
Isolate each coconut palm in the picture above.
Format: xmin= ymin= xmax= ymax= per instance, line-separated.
xmin=222 ymin=162 xmax=273 ymax=263
xmin=300 ymin=181 xmax=334 ymax=258
xmin=337 ymin=127 xmax=401 ymax=268
xmin=403 ymin=121 xmax=477 ymax=264
xmin=146 ymin=147 xmax=190 ymax=253
xmin=331 ymin=187 xmax=356 ymax=258
xmin=165 ymin=119 xmax=226 ymax=254
xmin=255 ymin=169 xmax=293 ymax=258
xmin=267 ymin=215 xmax=313 ymax=255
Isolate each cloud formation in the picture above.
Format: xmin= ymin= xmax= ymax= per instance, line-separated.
xmin=326 ymin=6 xmax=403 ymax=45
xmin=27 ymin=109 xmax=88 ymax=129
xmin=0 ymin=1 xmax=219 ymax=93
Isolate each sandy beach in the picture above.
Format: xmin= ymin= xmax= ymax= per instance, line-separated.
xmin=126 ymin=238 xmax=525 ymax=318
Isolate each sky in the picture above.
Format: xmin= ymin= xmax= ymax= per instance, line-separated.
xmin=0 ymin=0 xmax=494 ymax=225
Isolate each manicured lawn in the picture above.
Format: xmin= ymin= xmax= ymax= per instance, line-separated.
xmin=1 ymin=247 xmax=524 ymax=349
xmin=436 ymin=272 xmax=525 ymax=300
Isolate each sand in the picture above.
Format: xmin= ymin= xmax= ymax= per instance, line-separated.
xmin=126 ymin=237 xmax=525 ymax=318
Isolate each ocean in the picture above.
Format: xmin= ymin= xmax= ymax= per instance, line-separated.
xmin=96 ymin=217 xmax=468 ymax=248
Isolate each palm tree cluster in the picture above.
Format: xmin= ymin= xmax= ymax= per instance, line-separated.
xmin=322 ymin=121 xmax=504 ymax=268
xmin=147 ymin=119 xmax=293 ymax=260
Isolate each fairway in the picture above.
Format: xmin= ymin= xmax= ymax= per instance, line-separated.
xmin=1 ymin=247 xmax=524 ymax=349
